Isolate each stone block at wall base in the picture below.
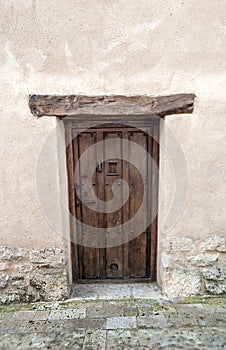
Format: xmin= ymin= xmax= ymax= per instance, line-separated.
xmin=161 ymin=268 xmax=203 ymax=298
xmin=205 ymin=280 xmax=226 ymax=295
xmin=160 ymin=235 xmax=226 ymax=298
xmin=0 ymin=246 xmax=68 ymax=305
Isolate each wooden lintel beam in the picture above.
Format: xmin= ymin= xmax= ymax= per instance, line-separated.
xmin=29 ymin=93 xmax=195 ymax=118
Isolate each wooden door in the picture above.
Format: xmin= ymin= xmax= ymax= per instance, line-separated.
xmin=65 ymin=123 xmax=159 ymax=281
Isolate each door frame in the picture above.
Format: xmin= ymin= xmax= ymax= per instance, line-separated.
xmin=64 ymin=116 xmax=160 ymax=282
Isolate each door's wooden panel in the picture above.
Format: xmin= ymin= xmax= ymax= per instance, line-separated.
xmin=66 ymin=123 xmax=159 ymax=281
xmin=65 ymin=126 xmax=79 ymax=280
xmin=73 ymin=131 xmax=100 ymax=279
xmin=150 ymin=125 xmax=159 ymax=280
xmin=72 ymin=130 xmax=83 ymax=279
xmin=96 ymin=131 xmax=106 ymax=278
xmin=128 ymin=131 xmax=148 ymax=277
xmin=104 ymin=131 xmax=124 ymax=278
xmin=122 ymin=132 xmax=130 ymax=278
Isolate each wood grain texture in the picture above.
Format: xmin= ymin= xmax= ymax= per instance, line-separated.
xmin=150 ymin=125 xmax=159 ymax=281
xmin=29 ymin=93 xmax=195 ymax=117
xmin=128 ymin=131 xmax=148 ymax=278
xmin=64 ymin=126 xmax=79 ymax=280
xmin=77 ymin=132 xmax=100 ymax=279
xmin=67 ymin=125 xmax=159 ymax=281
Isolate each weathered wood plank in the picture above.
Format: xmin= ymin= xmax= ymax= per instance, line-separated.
xmin=105 ymin=131 xmax=123 ymax=278
xmin=128 ymin=131 xmax=148 ymax=278
xmin=150 ymin=124 xmax=159 ymax=281
xmin=29 ymin=93 xmax=195 ymax=117
xmin=64 ymin=126 xmax=79 ymax=280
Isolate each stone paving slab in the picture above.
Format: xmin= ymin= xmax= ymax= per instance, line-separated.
xmin=33 ymin=310 xmax=50 ymax=321
xmin=0 ymin=294 xmax=225 ymax=349
xmin=87 ymin=301 xmax=124 ymax=318
xmin=70 ymin=285 xmax=98 ymax=300
xmin=12 ymin=310 xmax=36 ymax=321
xmin=1 ymin=331 xmax=85 ymax=350
xmin=106 ymin=316 xmax=137 ymax=329
xmin=71 ymin=284 xmax=134 ymax=301
xmin=137 ymin=314 xmax=168 ymax=328
xmin=131 ymin=283 xmax=162 ymax=299
xmin=83 ymin=330 xmax=106 ymax=350
xmin=48 ymin=308 xmax=86 ymax=320
xmin=106 ymin=327 xmax=226 ymax=350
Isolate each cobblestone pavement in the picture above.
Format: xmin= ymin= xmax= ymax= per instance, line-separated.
xmin=0 ymin=284 xmax=225 ymax=349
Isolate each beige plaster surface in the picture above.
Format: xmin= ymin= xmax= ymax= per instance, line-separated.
xmin=0 ymin=0 xmax=225 ymax=258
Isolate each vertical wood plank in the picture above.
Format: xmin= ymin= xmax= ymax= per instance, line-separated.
xmin=105 ymin=131 xmax=123 ymax=278
xmin=129 ymin=131 xmax=148 ymax=277
xmin=146 ymin=127 xmax=153 ymax=278
xmin=150 ymin=123 xmax=159 ymax=281
xmin=77 ymin=132 xmax=100 ymax=278
xmin=65 ymin=124 xmax=79 ymax=281
xmin=72 ymin=129 xmax=83 ymax=279
xmin=122 ymin=131 xmax=130 ymax=278
xmin=96 ymin=130 xmax=106 ymax=278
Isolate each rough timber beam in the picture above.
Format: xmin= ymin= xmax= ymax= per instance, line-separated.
xmin=29 ymin=93 xmax=195 ymax=118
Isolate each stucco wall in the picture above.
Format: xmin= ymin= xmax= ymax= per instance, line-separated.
xmin=0 ymin=0 xmax=225 ymax=301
